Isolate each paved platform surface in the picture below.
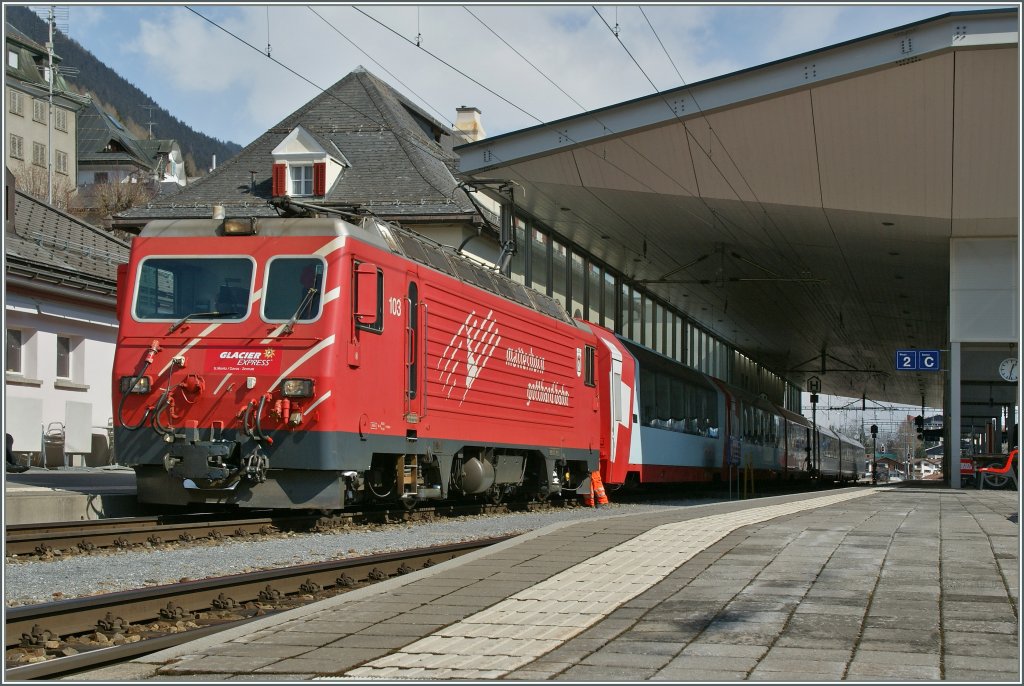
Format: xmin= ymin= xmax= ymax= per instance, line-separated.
xmin=64 ymin=486 xmax=1020 ymax=682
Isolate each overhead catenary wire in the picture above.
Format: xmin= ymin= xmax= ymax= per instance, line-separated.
xmin=183 ymin=6 xmax=458 ymax=204
xmin=306 ymin=6 xmax=452 ymax=128
xmin=349 ymin=5 xmax=783 ymax=331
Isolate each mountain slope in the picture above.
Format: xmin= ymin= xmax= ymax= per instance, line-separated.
xmin=6 ymin=5 xmax=241 ymax=175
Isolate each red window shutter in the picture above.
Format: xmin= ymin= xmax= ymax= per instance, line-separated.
xmin=272 ymin=163 xmax=286 ymax=196
xmin=313 ymin=162 xmax=327 ymax=196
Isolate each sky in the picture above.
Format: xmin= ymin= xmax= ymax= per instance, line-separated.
xmin=48 ymin=2 xmax=1014 ymax=148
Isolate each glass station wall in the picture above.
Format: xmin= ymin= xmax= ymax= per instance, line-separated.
xmin=508 ymin=211 xmax=794 ymax=411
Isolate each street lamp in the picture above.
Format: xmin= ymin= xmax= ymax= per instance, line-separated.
xmin=871 ymin=424 xmax=878 ymax=486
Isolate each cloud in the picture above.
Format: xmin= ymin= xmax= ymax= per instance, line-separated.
xmin=74 ymin=4 xmax=996 ymax=149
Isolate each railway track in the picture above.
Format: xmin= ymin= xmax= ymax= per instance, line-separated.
xmin=4 ymin=501 xmax=552 ymax=558
xmin=4 ymin=536 xmax=512 ymax=680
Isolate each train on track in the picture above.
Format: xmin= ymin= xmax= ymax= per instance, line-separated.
xmin=112 ymin=204 xmax=864 ymax=511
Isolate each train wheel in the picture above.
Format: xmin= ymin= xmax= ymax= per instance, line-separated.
xmin=487 ymin=487 xmax=504 ymax=505
xmin=400 ymin=495 xmax=418 ymax=511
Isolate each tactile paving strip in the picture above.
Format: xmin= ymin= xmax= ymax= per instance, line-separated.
xmin=322 ymin=489 xmax=875 ymax=680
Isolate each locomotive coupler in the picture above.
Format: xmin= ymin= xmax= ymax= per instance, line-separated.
xmin=165 ymin=439 xmax=235 ymax=485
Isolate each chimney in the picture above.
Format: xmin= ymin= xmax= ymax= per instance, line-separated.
xmin=454 ymin=106 xmax=485 ymax=143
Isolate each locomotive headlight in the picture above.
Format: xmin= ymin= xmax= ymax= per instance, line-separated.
xmin=281 ymin=378 xmax=314 ymax=398
xmin=120 ymin=375 xmax=151 ymax=394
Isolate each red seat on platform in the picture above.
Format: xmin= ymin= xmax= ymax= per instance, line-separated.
xmin=978 ymin=449 xmax=1018 ymax=490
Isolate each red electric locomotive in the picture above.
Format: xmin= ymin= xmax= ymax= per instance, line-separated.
xmin=112 ymin=211 xmax=606 ymax=510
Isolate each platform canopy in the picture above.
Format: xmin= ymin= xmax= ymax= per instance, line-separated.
xmin=456 ymin=8 xmax=1019 ymax=412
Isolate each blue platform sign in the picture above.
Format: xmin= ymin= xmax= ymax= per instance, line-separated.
xmin=895 ymin=350 xmax=941 ymax=371
xmin=896 ymin=350 xmax=918 ymax=370
xmin=918 ymin=350 xmax=940 ymax=371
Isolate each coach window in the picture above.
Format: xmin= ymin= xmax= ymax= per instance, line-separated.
xmin=264 ymin=257 xmax=324 ymax=322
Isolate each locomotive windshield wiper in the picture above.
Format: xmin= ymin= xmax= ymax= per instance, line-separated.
xmin=282 ymin=288 xmax=319 ymax=334
xmin=168 ymin=310 xmax=242 ymax=334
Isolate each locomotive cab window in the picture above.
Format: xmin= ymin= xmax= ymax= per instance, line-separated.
xmin=134 ymin=257 xmax=253 ymax=322
xmin=584 ymin=345 xmax=596 ymax=387
xmin=263 ymin=257 xmax=324 ymax=322
xmin=353 ymin=261 xmax=384 ymax=334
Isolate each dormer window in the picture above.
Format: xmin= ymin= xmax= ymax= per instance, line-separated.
xmin=271 ymin=125 xmax=349 ymax=198
xmin=290 ymin=165 xmax=313 ymax=196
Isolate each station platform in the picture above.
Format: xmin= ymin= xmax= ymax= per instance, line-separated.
xmin=68 ymin=486 xmax=1020 ymax=682
xmin=3 ymin=466 xmax=139 ymax=525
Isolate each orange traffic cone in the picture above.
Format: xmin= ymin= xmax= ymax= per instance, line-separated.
xmin=579 ymin=472 xmax=594 ymax=507
xmin=592 ymin=470 xmax=609 ymax=507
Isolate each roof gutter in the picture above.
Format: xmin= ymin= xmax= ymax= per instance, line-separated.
xmin=5 ymin=273 xmax=117 ymax=309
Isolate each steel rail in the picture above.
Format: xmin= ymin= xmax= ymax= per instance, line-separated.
xmin=4 ymin=501 xmax=548 ymax=557
xmin=5 ymin=536 xmax=512 ymax=651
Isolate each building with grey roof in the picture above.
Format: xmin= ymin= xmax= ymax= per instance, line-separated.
xmin=5 ymin=169 xmax=130 ymax=467
xmin=4 ymin=21 xmax=89 ymax=209
xmin=113 ymin=67 xmax=496 ymax=259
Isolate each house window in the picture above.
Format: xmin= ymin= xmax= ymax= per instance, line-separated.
xmin=54 ymin=107 xmax=67 ymax=132
xmin=8 ymin=49 xmax=18 ymax=69
xmin=32 ymin=98 xmax=46 ymax=123
xmin=290 ymin=165 xmax=313 ymax=196
xmin=6 ymin=329 xmax=23 ymax=373
xmin=94 ymin=171 xmax=108 ymax=184
xmin=55 ymin=150 xmax=68 ymax=174
xmin=32 ymin=142 xmax=46 ymax=167
xmin=9 ymin=134 xmax=24 ymax=160
xmin=9 ymin=90 xmax=23 ymax=116
xmin=56 ymin=336 xmax=71 ymax=378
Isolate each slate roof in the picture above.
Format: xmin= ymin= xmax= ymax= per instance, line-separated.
xmin=5 ymin=22 xmax=83 ymax=103
xmin=114 ymin=66 xmax=479 ymax=230
xmin=6 ymin=190 xmax=130 ymax=298
xmin=77 ymin=100 xmax=173 ymax=173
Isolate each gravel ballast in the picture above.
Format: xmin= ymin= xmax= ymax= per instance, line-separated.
xmin=3 ymin=501 xmax=715 ymax=607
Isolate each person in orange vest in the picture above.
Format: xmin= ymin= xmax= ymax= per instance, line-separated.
xmin=592 ymin=470 xmax=609 ymax=508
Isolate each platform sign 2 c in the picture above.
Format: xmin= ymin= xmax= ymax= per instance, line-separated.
xmin=895 ymin=349 xmax=941 ymax=371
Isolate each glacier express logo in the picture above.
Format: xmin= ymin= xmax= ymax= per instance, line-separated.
xmin=438 ymin=310 xmax=501 ymax=405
